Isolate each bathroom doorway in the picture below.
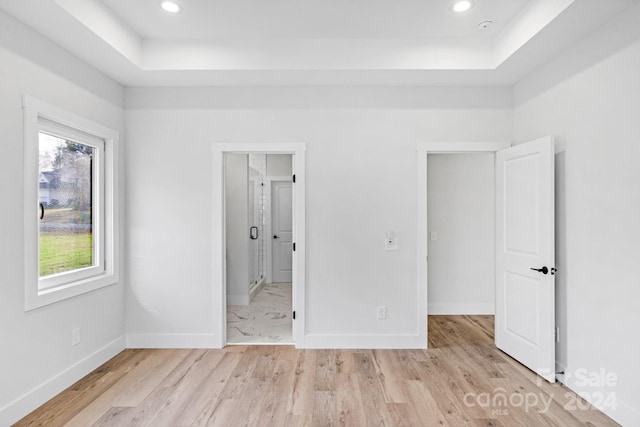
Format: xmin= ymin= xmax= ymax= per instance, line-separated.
xmin=224 ymin=153 xmax=294 ymax=344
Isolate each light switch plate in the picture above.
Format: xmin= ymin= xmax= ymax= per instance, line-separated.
xmin=71 ymin=328 xmax=81 ymax=346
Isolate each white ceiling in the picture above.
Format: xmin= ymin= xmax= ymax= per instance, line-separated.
xmin=101 ymin=0 xmax=529 ymax=39
xmin=0 ymin=0 xmax=638 ymax=86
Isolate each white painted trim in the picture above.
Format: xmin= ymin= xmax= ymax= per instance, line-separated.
xmin=125 ymin=334 xmax=216 ymax=349
xmin=613 ymin=400 xmax=640 ymax=427
xmin=23 ymin=95 xmax=120 ymax=311
xmin=213 ymin=143 xmax=307 ymax=154
xmin=227 ymin=294 xmax=250 ymax=306
xmin=249 ymin=277 xmax=265 ymax=301
xmin=212 ymin=147 xmax=226 ymax=348
xmin=416 ymin=150 xmax=429 ymax=349
xmin=212 ymin=143 xmax=306 ymax=349
xmin=0 ymin=336 xmax=125 ymax=426
xmin=417 ymin=142 xmax=511 ymax=153
xmin=559 ymin=367 xmax=640 ymax=427
xmin=304 ymin=334 xmax=426 ymax=349
xmin=291 ymin=154 xmax=305 ymax=348
xmin=427 ymin=303 xmax=495 ymax=315
xmin=417 ymin=141 xmax=510 ymax=348
xmin=227 ymin=342 xmax=293 ymax=346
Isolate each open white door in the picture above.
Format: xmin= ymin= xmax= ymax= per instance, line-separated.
xmin=495 ymin=136 xmax=556 ymax=383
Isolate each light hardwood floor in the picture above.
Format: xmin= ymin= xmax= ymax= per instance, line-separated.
xmin=15 ymin=316 xmax=618 ymax=426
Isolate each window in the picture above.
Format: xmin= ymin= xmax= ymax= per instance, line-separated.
xmin=24 ymin=96 xmax=118 ymax=310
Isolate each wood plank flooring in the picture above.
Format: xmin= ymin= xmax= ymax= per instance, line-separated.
xmin=14 ymin=316 xmax=619 ymax=426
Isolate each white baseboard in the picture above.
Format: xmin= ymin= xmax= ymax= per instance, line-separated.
xmin=226 ymin=294 xmax=249 ymax=305
xmin=126 ymin=333 xmax=217 ymax=348
xmin=615 ymin=400 xmax=640 ymax=427
xmin=0 ymin=336 xmax=125 ymax=426
xmin=249 ymin=278 xmax=265 ymax=302
xmin=304 ymin=334 xmax=426 ymax=349
xmin=559 ymin=367 xmax=640 ymax=426
xmin=428 ymin=303 xmax=495 ymax=315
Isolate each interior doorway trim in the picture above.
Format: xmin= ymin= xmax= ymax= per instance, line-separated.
xmin=212 ymin=143 xmax=306 ymax=348
xmin=417 ymin=142 xmax=510 ymax=347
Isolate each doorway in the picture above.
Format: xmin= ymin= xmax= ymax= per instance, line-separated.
xmin=212 ymin=143 xmax=306 ymax=348
xmin=417 ymin=142 xmax=509 ymax=347
xmin=426 ymin=152 xmax=496 ymax=315
xmin=224 ymin=154 xmax=293 ymax=344
xmin=419 ymin=140 xmax=557 ymax=383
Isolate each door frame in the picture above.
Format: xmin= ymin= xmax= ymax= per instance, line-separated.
xmin=417 ymin=142 xmax=511 ymax=347
xmin=212 ymin=143 xmax=306 ymax=348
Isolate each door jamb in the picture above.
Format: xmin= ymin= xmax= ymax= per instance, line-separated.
xmin=417 ymin=142 xmax=511 ymax=347
xmin=212 ymin=143 xmax=306 ymax=348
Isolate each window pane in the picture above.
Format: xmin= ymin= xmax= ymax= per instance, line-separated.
xmin=39 ymin=132 xmax=94 ymax=277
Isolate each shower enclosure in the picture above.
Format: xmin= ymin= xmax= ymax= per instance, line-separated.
xmin=248 ymin=154 xmax=267 ymax=297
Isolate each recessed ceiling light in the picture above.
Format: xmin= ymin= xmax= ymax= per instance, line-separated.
xmin=160 ymin=1 xmax=181 ymax=14
xmin=452 ymin=0 xmax=473 ymax=13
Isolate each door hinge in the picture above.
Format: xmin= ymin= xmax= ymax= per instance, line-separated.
xmin=293 ymin=242 xmax=296 ymax=251
xmin=293 ymin=310 xmax=296 ymax=320
xmin=292 ymin=174 xmax=296 ymax=183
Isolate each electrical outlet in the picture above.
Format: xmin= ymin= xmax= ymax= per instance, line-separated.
xmin=72 ymin=328 xmax=81 ymax=346
xmin=377 ymin=306 xmax=387 ymax=320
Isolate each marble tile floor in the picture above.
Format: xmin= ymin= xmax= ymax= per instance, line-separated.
xmin=226 ymin=282 xmax=293 ymax=344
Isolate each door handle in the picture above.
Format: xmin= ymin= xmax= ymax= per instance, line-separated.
xmin=39 ymin=203 xmax=45 ymax=220
xmin=530 ymin=266 xmax=549 ymax=275
xmin=250 ymin=226 xmax=258 ymax=240
xmin=273 ymin=235 xmax=279 ymax=239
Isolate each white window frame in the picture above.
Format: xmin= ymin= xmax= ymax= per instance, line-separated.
xmin=24 ymin=96 xmax=119 ymax=311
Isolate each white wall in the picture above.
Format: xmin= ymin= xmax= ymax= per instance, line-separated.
xmin=514 ymin=5 xmax=640 ymax=424
xmin=0 ymin=9 xmax=125 ymax=425
xmin=225 ymin=154 xmax=249 ymax=305
xmin=124 ymin=86 xmax=512 ymax=348
xmin=427 ymin=153 xmax=495 ymax=315
xmin=267 ymin=154 xmax=292 ymax=176
xmin=2 ymin=0 xmax=639 ymax=423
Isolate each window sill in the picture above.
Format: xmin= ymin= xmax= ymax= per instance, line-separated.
xmin=25 ymin=272 xmax=118 ymax=311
